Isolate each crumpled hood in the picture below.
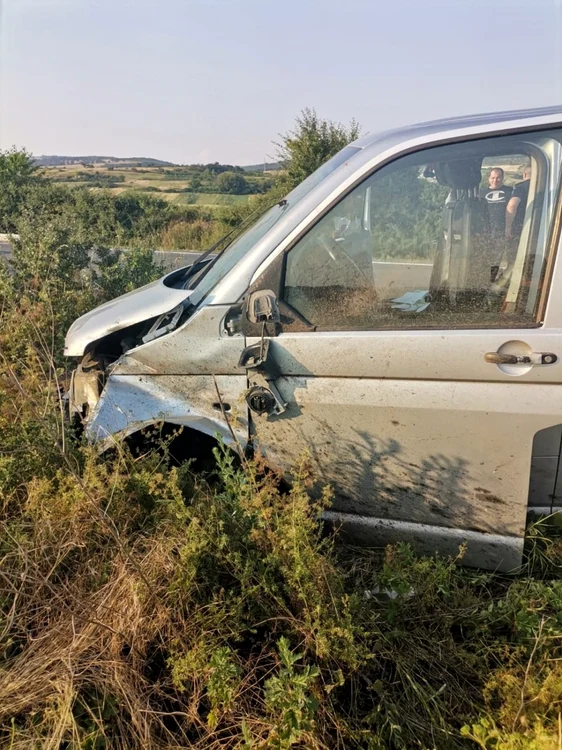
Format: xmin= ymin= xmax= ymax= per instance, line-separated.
xmin=64 ymin=269 xmax=193 ymax=356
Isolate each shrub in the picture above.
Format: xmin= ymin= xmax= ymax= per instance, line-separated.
xmin=158 ymin=219 xmax=221 ymax=250
xmin=2 ymin=180 xmax=562 ymax=749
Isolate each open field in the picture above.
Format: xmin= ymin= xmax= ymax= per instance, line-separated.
xmin=42 ymin=161 xmax=272 ymax=208
xmin=169 ymin=191 xmax=251 ymax=205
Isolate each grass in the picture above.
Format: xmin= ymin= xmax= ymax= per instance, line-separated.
xmin=3 ymin=227 xmax=562 ymax=749
xmin=171 ymin=192 xmax=250 ymax=206
xmin=2 ymin=423 xmax=562 ymax=748
xmin=101 ymin=190 xmax=250 ymax=207
xmin=44 ymin=163 xmax=260 ymax=208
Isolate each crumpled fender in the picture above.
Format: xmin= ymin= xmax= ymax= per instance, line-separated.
xmin=85 ymin=372 xmax=248 ymax=450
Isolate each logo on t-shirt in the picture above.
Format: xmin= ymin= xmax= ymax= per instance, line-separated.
xmin=485 ymin=190 xmax=509 ymax=203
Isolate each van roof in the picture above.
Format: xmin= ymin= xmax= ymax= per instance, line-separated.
xmin=351 ymin=105 xmax=562 ymax=150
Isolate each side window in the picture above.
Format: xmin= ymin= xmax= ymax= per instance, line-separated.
xmin=283 ymin=130 xmax=561 ymax=330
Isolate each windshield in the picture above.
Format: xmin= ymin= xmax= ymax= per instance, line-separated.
xmin=189 ymin=145 xmax=361 ymax=304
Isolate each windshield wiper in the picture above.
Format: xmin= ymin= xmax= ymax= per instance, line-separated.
xmin=182 ymin=197 xmax=288 ymax=289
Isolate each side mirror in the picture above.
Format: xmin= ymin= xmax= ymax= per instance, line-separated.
xmin=238 ymin=339 xmax=270 ymax=370
xmin=246 ymin=289 xmax=280 ymax=324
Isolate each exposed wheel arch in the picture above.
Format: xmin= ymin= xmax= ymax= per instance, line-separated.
xmin=124 ymin=421 xmax=238 ymax=472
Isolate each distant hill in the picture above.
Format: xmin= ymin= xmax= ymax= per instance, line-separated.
xmin=34 ymin=155 xmax=176 ymax=168
xmin=241 ymin=162 xmax=281 ymax=173
xmin=34 ymin=154 xmax=283 ymax=172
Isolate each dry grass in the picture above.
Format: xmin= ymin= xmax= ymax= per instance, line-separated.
xmin=3 ymin=239 xmax=562 ymax=749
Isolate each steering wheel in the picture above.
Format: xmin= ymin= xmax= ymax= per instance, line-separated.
xmin=317 ymin=234 xmax=369 ymax=279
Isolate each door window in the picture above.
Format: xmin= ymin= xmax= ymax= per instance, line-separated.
xmin=283 ymin=130 xmax=561 ymax=330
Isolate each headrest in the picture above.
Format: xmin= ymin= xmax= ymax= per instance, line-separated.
xmin=433 ymin=158 xmax=483 ymax=190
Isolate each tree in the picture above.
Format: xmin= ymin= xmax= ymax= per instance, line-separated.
xmin=276 ymin=108 xmax=361 ymax=189
xmin=216 ymin=171 xmax=248 ymax=194
xmin=0 ymin=147 xmax=37 ymax=182
xmin=0 ymin=147 xmax=41 ymax=233
xmin=190 ymin=174 xmax=203 ymax=192
xmin=369 ymin=166 xmax=448 ymax=260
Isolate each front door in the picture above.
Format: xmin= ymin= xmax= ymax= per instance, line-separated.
xmin=246 ymin=126 xmax=562 ymax=570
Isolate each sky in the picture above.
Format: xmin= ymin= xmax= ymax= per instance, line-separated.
xmin=0 ymin=0 xmax=560 ymax=165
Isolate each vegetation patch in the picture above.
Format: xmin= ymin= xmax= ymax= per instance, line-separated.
xmin=2 ymin=114 xmax=562 ymax=748
xmin=1 ymin=235 xmax=562 ymax=750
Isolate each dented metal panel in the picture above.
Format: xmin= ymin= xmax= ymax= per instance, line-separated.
xmin=78 ymin=306 xmax=249 ymax=446
xmin=250 ymin=375 xmax=562 ymax=537
xmin=64 ymin=274 xmax=194 ymax=357
xmin=119 ymin=306 xmax=243 ymax=376
xmin=85 ymin=373 xmax=248 ymax=449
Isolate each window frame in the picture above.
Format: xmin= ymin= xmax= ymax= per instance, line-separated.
xmin=272 ymin=130 xmax=561 ymax=334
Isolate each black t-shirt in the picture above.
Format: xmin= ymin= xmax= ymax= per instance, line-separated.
xmin=479 ymin=184 xmax=513 ymax=238
xmin=511 ymin=179 xmax=530 ymax=236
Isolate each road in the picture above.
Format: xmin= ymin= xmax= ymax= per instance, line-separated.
xmin=0 ymin=241 xmax=11 ymax=263
xmin=372 ymin=260 xmax=432 ymax=294
xmin=0 ymin=241 xmax=433 ymax=292
xmin=153 ymin=250 xmax=202 ymax=271
xmin=155 ymin=252 xmax=433 ymax=291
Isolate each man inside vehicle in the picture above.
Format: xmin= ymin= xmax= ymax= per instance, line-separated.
xmin=485 ymin=164 xmax=532 ymax=306
xmin=480 ymin=167 xmax=513 ymax=239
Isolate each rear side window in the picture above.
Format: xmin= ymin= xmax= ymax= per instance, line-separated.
xmin=283 ymin=129 xmax=562 ymax=330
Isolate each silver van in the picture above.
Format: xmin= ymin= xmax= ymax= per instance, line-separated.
xmin=65 ymin=106 xmax=562 ymax=571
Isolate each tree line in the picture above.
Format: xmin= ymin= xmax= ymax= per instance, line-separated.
xmin=0 ymin=109 xmax=362 ymax=251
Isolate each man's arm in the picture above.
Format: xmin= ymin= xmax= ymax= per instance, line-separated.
xmin=505 ymin=196 xmax=521 ymax=238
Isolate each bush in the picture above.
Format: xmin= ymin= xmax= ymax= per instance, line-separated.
xmin=158 ymin=219 xmax=223 ymax=250
xmin=216 ymin=171 xmax=249 ymax=195
xmin=3 ymin=411 xmax=562 ymax=748
xmin=3 ymin=151 xmax=562 ymax=750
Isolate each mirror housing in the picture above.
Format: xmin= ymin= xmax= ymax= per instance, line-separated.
xmin=238 ymin=339 xmax=270 ymax=370
xmin=246 ymin=289 xmax=280 ymax=324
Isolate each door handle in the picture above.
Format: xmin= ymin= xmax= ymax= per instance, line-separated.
xmin=484 ymin=352 xmax=558 ymax=365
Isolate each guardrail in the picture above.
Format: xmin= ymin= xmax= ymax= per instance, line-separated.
xmin=152 ymin=250 xmax=202 ymax=271
xmin=0 ymin=239 xmax=202 ymax=273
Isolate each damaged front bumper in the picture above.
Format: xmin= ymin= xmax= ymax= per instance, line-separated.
xmin=68 ymin=366 xmax=248 ymax=452
xmin=68 ymin=356 xmax=104 ymax=418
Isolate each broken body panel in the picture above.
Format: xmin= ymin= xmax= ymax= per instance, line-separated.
xmin=65 ymin=106 xmax=562 ymax=571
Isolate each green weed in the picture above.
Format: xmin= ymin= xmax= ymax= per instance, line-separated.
xmin=3 ymin=195 xmax=562 ymax=748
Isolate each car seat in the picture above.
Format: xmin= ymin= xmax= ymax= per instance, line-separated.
xmin=430 ymin=158 xmax=497 ymax=310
